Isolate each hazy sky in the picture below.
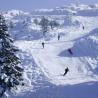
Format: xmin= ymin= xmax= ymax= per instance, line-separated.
xmin=0 ymin=0 xmax=98 ymax=11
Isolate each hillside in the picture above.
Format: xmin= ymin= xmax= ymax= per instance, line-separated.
xmin=1 ymin=4 xmax=98 ymax=98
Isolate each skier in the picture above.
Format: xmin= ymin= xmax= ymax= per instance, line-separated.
xmin=63 ymin=67 xmax=69 ymax=76
xmin=68 ymin=48 xmax=73 ymax=55
xmin=42 ymin=42 xmax=45 ymax=48
xmin=58 ymin=34 xmax=60 ymax=40
xmin=82 ymin=26 xmax=84 ymax=30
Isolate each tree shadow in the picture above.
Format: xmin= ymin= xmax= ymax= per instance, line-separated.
xmin=58 ymin=41 xmax=98 ymax=58
xmin=12 ymin=81 xmax=98 ymax=98
xmin=58 ymin=28 xmax=98 ymax=58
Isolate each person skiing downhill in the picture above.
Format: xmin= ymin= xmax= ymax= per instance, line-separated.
xmin=63 ymin=67 xmax=69 ymax=76
xmin=58 ymin=34 xmax=60 ymax=40
xmin=82 ymin=26 xmax=84 ymax=30
xmin=42 ymin=42 xmax=45 ymax=48
xmin=68 ymin=48 xmax=73 ymax=55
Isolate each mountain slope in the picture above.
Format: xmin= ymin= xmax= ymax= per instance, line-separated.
xmin=2 ymin=4 xmax=98 ymax=98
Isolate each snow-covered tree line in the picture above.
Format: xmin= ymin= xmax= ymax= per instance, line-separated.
xmin=34 ymin=16 xmax=60 ymax=36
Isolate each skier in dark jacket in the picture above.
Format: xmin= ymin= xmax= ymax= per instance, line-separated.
xmin=63 ymin=67 xmax=69 ymax=76
xmin=58 ymin=34 xmax=60 ymax=40
xmin=82 ymin=26 xmax=84 ymax=30
xmin=68 ymin=48 xmax=73 ymax=55
xmin=42 ymin=42 xmax=45 ymax=48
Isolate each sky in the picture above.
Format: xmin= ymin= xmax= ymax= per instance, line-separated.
xmin=0 ymin=0 xmax=98 ymax=11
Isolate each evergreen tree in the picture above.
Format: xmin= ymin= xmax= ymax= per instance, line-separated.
xmin=9 ymin=21 xmax=14 ymax=29
xmin=49 ymin=20 xmax=59 ymax=30
xmin=0 ymin=14 xmax=24 ymax=97
xmin=33 ymin=18 xmax=39 ymax=25
xmin=39 ymin=16 xmax=49 ymax=36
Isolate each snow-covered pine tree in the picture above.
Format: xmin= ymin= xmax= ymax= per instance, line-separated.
xmin=49 ymin=20 xmax=59 ymax=30
xmin=0 ymin=14 xmax=24 ymax=97
xmin=33 ymin=18 xmax=39 ymax=25
xmin=39 ymin=16 xmax=49 ymax=36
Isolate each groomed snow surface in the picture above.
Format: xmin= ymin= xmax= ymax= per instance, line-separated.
xmin=4 ymin=5 xmax=98 ymax=98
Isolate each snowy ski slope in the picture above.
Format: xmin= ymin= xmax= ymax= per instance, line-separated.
xmin=3 ymin=4 xmax=98 ymax=97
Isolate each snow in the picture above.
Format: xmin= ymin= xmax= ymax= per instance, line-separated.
xmin=2 ymin=3 xmax=98 ymax=98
